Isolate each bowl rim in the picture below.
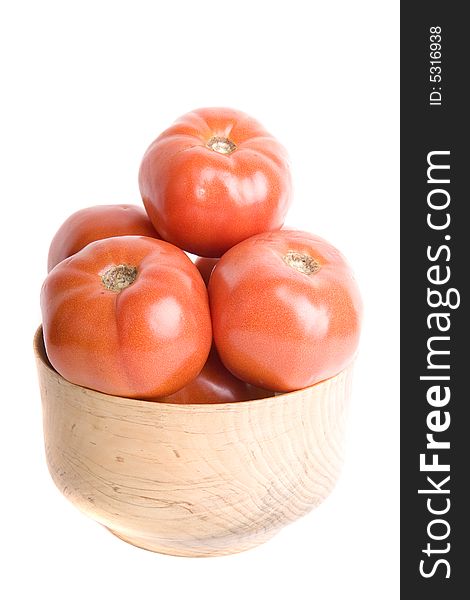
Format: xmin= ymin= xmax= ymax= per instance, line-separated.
xmin=34 ymin=325 xmax=352 ymax=410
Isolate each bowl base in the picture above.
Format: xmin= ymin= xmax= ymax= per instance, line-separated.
xmin=106 ymin=527 xmax=278 ymax=558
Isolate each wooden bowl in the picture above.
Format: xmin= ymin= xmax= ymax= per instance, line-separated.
xmin=34 ymin=326 xmax=353 ymax=557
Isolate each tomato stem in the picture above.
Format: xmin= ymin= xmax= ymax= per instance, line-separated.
xmin=206 ymin=136 xmax=237 ymax=155
xmin=101 ymin=265 xmax=138 ymax=292
xmin=283 ymin=252 xmax=320 ymax=275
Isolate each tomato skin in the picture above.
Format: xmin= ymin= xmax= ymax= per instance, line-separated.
xmin=41 ymin=236 xmax=212 ymax=398
xmin=194 ymin=257 xmax=218 ymax=286
xmin=47 ymin=204 xmax=160 ymax=271
xmin=156 ymin=347 xmax=270 ymax=404
xmin=138 ymin=107 xmax=292 ymax=258
xmin=208 ymin=230 xmax=363 ymax=392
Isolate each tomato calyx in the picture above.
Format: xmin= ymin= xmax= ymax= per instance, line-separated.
xmin=206 ymin=136 xmax=237 ymax=155
xmin=101 ymin=264 xmax=138 ymax=292
xmin=282 ymin=251 xmax=320 ymax=276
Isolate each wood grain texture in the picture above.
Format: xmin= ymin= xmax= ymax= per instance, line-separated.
xmin=34 ymin=326 xmax=353 ymax=557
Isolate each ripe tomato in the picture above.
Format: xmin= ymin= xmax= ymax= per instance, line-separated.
xmin=138 ymin=107 xmax=292 ymax=258
xmin=209 ymin=230 xmax=363 ymax=392
xmin=157 ymin=347 xmax=270 ymax=404
xmin=194 ymin=257 xmax=218 ymax=286
xmin=41 ymin=236 xmax=212 ymax=398
xmin=47 ymin=204 xmax=160 ymax=272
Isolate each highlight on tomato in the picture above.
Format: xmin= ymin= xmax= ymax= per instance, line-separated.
xmin=41 ymin=236 xmax=212 ymax=398
xmin=139 ymin=107 xmax=292 ymax=258
xmin=208 ymin=229 xmax=363 ymax=392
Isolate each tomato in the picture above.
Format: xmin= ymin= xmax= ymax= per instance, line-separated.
xmin=157 ymin=347 xmax=270 ymax=404
xmin=208 ymin=230 xmax=363 ymax=392
xmin=47 ymin=204 xmax=160 ymax=271
xmin=138 ymin=107 xmax=292 ymax=258
xmin=194 ymin=257 xmax=218 ymax=286
xmin=41 ymin=236 xmax=212 ymax=398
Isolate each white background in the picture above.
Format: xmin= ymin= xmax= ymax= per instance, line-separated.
xmin=0 ymin=1 xmax=399 ymax=599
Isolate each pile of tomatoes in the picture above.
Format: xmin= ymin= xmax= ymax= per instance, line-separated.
xmin=41 ymin=107 xmax=362 ymax=403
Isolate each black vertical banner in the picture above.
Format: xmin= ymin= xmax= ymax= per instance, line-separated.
xmin=401 ymin=3 xmax=468 ymax=597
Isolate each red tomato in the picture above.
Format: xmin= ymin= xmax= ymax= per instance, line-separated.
xmin=138 ymin=107 xmax=292 ymax=258
xmin=157 ymin=347 xmax=270 ymax=404
xmin=194 ymin=257 xmax=218 ymax=286
xmin=47 ymin=204 xmax=160 ymax=271
xmin=208 ymin=230 xmax=363 ymax=392
xmin=41 ymin=236 xmax=212 ymax=398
